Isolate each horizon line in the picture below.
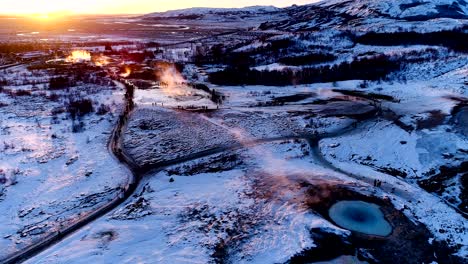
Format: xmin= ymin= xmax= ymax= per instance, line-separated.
xmin=0 ymin=3 xmax=311 ymax=16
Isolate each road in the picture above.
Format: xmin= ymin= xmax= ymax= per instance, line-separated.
xmin=0 ymin=63 xmax=22 ymax=70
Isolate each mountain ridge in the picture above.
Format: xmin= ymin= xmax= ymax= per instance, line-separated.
xmin=143 ymin=5 xmax=282 ymax=18
xmin=257 ymin=0 xmax=468 ymax=32
xmin=315 ymin=0 xmax=468 ymax=19
xmin=143 ymin=0 xmax=468 ymax=20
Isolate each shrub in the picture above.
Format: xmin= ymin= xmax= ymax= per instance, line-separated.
xmin=51 ymin=106 xmax=66 ymax=115
xmin=47 ymin=93 xmax=60 ymax=101
xmin=15 ymin=90 xmax=32 ymax=96
xmin=72 ymin=121 xmax=85 ymax=133
xmin=356 ymin=30 xmax=468 ymax=53
xmin=278 ymin=52 xmax=337 ymax=66
xmin=96 ymin=104 xmax=111 ymax=115
xmin=209 ymin=54 xmax=401 ymax=86
xmin=67 ymin=99 xmax=94 ymax=119
xmin=49 ymin=76 xmax=70 ymax=90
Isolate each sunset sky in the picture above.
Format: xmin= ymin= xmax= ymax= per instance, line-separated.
xmin=1 ymin=0 xmax=317 ymax=15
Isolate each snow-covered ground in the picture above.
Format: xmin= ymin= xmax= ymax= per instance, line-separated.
xmin=0 ymin=66 xmax=130 ymax=257
xmin=1 ymin=0 xmax=467 ymax=262
xmin=25 ymin=134 xmax=468 ymax=263
xmin=122 ymin=107 xmax=238 ymax=167
xmin=134 ymin=86 xmax=215 ymax=109
xmin=19 ymin=54 xmax=468 ymax=262
xmin=4 ymin=44 xmax=466 ymax=263
xmin=20 ymin=140 xmax=356 ymax=264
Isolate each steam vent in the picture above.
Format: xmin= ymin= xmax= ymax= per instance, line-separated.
xmin=329 ymin=200 xmax=392 ymax=236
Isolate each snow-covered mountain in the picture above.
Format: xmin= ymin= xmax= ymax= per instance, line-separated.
xmin=258 ymin=0 xmax=468 ymax=32
xmin=140 ymin=0 xmax=467 ymax=32
xmin=145 ymin=0 xmax=468 ymax=21
xmin=317 ymin=0 xmax=468 ymax=19
xmin=143 ymin=6 xmax=281 ymax=18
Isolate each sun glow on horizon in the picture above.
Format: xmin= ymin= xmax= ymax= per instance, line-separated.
xmin=30 ymin=11 xmax=71 ymax=21
xmin=35 ymin=14 xmax=50 ymax=20
xmin=1 ymin=0 xmax=317 ymax=15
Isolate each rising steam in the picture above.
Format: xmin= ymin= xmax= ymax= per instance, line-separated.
xmin=66 ymin=50 xmax=91 ymax=63
xmin=93 ymin=55 xmax=110 ymax=67
xmin=120 ymin=67 xmax=132 ymax=78
xmin=157 ymin=64 xmax=191 ymax=96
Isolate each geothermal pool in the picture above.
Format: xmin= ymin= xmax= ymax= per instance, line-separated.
xmin=329 ymin=200 xmax=392 ymax=236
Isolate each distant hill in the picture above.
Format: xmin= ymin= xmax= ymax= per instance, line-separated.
xmin=141 ymin=0 xmax=468 ymax=32
xmin=257 ymin=0 xmax=468 ymax=32
xmin=316 ymin=0 xmax=468 ymax=20
xmin=143 ymin=6 xmax=282 ymax=19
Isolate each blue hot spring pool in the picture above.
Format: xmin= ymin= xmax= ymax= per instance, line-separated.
xmin=329 ymin=200 xmax=392 ymax=236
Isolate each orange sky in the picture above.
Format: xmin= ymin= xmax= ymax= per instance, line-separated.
xmin=1 ymin=0 xmax=317 ymax=15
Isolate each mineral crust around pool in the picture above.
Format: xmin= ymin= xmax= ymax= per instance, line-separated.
xmin=329 ymin=200 xmax=392 ymax=236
